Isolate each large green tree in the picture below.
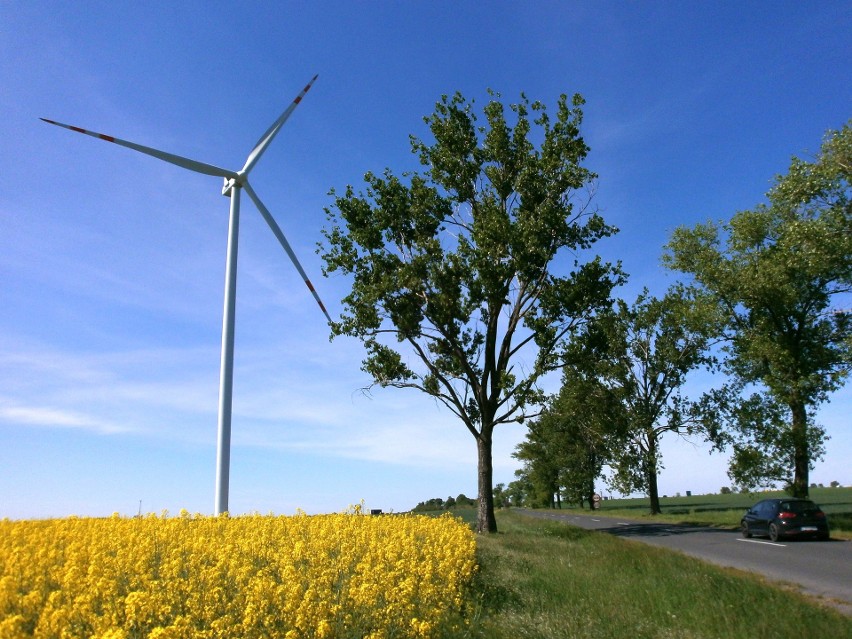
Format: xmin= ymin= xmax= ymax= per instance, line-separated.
xmin=563 ymin=287 xmax=721 ymax=514
xmin=320 ymin=91 xmax=622 ymax=532
xmin=665 ymin=122 xmax=852 ymax=498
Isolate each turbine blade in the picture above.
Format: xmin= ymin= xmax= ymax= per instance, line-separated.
xmin=40 ymin=118 xmax=239 ymax=179
xmin=241 ymin=74 xmax=318 ymax=176
xmin=243 ymin=181 xmax=332 ymax=324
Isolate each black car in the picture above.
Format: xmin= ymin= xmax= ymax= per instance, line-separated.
xmin=741 ymin=498 xmax=830 ymax=542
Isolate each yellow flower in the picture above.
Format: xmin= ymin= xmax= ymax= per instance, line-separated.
xmin=0 ymin=511 xmax=476 ymax=638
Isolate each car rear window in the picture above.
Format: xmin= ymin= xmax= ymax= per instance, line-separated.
xmin=779 ymin=500 xmax=818 ymax=513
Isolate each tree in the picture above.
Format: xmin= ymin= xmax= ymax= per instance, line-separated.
xmin=514 ymin=367 xmax=615 ymax=509
xmin=719 ymin=391 xmax=827 ymax=493
xmin=665 ymin=122 xmax=852 ymax=498
xmin=455 ymin=494 xmax=476 ymax=508
xmin=505 ymin=477 xmax=532 ymax=507
xmin=492 ymin=483 xmax=510 ymax=508
xmin=513 ymin=423 xmax=562 ymax=508
xmin=412 ymin=497 xmax=445 ymax=512
xmin=552 ymin=375 xmax=617 ymax=510
xmin=564 ymin=286 xmax=721 ymax=514
xmin=321 ymin=90 xmax=621 ymax=532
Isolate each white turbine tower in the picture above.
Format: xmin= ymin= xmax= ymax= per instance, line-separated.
xmin=42 ymin=75 xmax=331 ymax=515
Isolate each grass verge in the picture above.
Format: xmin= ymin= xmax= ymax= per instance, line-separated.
xmin=465 ymin=511 xmax=852 ymax=638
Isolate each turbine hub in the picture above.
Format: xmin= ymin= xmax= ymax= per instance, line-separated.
xmin=222 ymin=172 xmax=248 ymax=196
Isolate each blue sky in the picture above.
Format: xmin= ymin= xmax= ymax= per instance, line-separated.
xmin=1 ymin=2 xmax=850 ymax=518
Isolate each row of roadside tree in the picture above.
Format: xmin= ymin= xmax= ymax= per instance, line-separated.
xmin=513 ymin=121 xmax=850 ymax=514
xmin=319 ymin=85 xmax=850 ymax=530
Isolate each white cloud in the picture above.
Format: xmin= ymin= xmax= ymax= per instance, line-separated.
xmin=0 ymin=401 xmax=129 ymax=434
xmin=0 ymin=335 xmax=507 ymax=473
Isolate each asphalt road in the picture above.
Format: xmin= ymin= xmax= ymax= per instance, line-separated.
xmin=517 ymin=508 xmax=852 ymax=615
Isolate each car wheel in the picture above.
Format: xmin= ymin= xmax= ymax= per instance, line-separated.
xmin=741 ymin=522 xmax=752 ymax=538
xmin=769 ymin=523 xmax=780 ymax=542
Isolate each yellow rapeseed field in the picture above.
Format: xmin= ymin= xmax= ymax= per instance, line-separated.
xmin=0 ymin=508 xmax=477 ymax=639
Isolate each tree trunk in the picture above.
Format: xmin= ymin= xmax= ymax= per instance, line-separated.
xmin=586 ymin=471 xmax=596 ymax=511
xmin=476 ymin=433 xmax=497 ymax=533
xmin=789 ymin=400 xmax=810 ymax=498
xmin=648 ymin=468 xmax=661 ymax=515
xmin=647 ymin=434 xmax=661 ymax=515
xmin=586 ymin=453 xmax=597 ymax=510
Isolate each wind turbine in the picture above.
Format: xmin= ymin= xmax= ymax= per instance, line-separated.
xmin=42 ymin=74 xmax=331 ymax=515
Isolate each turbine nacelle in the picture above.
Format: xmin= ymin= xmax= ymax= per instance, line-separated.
xmin=222 ymin=175 xmax=246 ymax=196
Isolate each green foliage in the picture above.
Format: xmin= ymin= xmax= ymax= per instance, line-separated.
xmin=503 ymin=478 xmax=533 ymax=507
xmin=491 ymin=483 xmax=510 ymax=509
xmin=512 ymin=286 xmax=723 ymax=515
xmin=514 ymin=363 xmax=616 ymax=509
xmin=562 ymin=286 xmax=721 ymax=513
xmin=665 ymin=121 xmax=852 ymax=497
xmin=722 ymin=392 xmax=827 ymax=492
xmin=321 ymin=90 xmax=622 ymax=532
xmin=412 ymin=493 xmax=476 ymax=512
xmin=413 ymin=497 xmax=445 ymax=512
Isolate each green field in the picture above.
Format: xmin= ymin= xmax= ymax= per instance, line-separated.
xmin=465 ymin=510 xmax=852 ymax=638
xmin=577 ymin=487 xmax=852 ymax=537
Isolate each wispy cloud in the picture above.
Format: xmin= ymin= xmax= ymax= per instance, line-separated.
xmin=0 ymin=338 xmax=215 ymax=439
xmin=0 ymin=401 xmax=129 ymax=434
xmin=0 ymin=334 xmax=510 ymax=472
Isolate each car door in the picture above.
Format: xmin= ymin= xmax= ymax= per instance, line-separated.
xmin=744 ymin=501 xmax=762 ymax=533
xmin=762 ymin=501 xmax=780 ymax=534
xmin=751 ymin=500 xmax=772 ymax=534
